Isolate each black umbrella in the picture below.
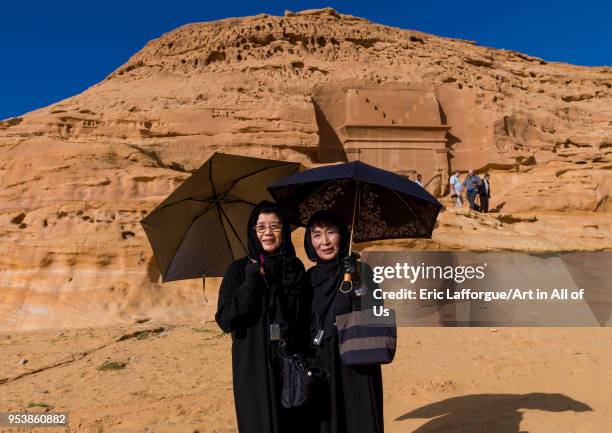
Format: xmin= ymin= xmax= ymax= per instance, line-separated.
xmin=141 ymin=152 xmax=299 ymax=281
xmin=267 ymin=160 xmax=442 ymax=254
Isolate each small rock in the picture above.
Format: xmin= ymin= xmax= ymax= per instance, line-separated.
xmin=134 ymin=317 xmax=151 ymax=324
xmin=19 ymin=358 xmax=28 ymax=365
xmin=489 ymin=328 xmax=499 ymax=333
xmin=464 ymin=56 xmax=494 ymax=68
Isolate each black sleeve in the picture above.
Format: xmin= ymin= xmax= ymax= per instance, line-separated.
xmin=215 ymin=260 xmax=261 ymax=333
xmin=281 ymin=259 xmax=313 ymax=354
xmin=293 ymin=269 xmax=313 ymax=354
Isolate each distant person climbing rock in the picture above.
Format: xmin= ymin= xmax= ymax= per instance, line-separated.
xmin=479 ymin=173 xmax=491 ymax=213
xmin=449 ymin=170 xmax=463 ymax=208
xmin=415 ymin=174 xmax=423 ymax=187
xmin=461 ymin=170 xmax=481 ymax=211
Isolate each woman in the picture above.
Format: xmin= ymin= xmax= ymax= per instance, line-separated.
xmin=305 ymin=210 xmax=384 ymax=433
xmin=216 ymin=201 xmax=309 ymax=433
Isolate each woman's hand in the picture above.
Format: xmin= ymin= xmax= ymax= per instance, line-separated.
xmin=343 ymin=255 xmax=357 ymax=275
xmin=244 ymin=260 xmax=263 ymax=287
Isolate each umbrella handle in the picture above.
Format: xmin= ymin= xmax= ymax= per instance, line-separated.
xmin=339 ymin=272 xmax=353 ymax=293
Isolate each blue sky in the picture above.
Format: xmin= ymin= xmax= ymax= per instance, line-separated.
xmin=1 ymin=0 xmax=609 ymax=120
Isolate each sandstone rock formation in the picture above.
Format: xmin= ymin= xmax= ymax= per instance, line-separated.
xmin=1 ymin=8 xmax=610 ymax=330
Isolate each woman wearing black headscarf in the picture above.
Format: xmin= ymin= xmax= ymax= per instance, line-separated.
xmin=216 ymin=201 xmax=310 ymax=433
xmin=305 ymin=210 xmax=384 ymax=433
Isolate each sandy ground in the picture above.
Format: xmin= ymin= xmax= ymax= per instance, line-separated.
xmin=1 ymin=321 xmax=611 ymax=433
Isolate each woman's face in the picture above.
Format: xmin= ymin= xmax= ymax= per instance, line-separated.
xmin=310 ymin=222 xmax=341 ymax=261
xmin=254 ymin=212 xmax=283 ymax=253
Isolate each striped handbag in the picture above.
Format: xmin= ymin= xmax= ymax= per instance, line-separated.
xmin=335 ymin=308 xmax=397 ymax=366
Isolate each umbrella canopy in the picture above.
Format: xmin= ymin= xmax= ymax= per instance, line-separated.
xmin=141 ymin=152 xmax=299 ymax=281
xmin=267 ymin=160 xmax=442 ymax=244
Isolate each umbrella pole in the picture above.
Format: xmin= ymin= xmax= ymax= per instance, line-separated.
xmin=341 ymin=183 xmax=359 ymax=293
xmin=348 ymin=182 xmax=359 ymax=256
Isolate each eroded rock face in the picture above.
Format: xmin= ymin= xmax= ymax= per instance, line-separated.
xmin=1 ymin=8 xmax=610 ymax=330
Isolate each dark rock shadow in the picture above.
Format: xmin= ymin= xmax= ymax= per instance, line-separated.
xmin=446 ymin=132 xmax=462 ymax=149
xmin=147 ymin=256 xmax=161 ymax=283
xmin=438 ymin=103 xmax=448 ymax=126
xmin=312 ymin=98 xmax=348 ymax=163
xmin=396 ymin=393 xmax=592 ymax=433
xmin=439 ymin=104 xmax=460 ymax=196
xmin=445 ymin=133 xmax=462 ymax=179
xmin=490 ymin=201 xmax=506 ymax=213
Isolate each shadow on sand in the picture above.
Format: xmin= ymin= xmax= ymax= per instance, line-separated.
xmin=395 ymin=393 xmax=592 ymax=433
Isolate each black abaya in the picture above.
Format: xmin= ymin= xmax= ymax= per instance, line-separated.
xmin=305 ymin=210 xmax=385 ymax=433
xmin=215 ymin=201 xmax=310 ymax=433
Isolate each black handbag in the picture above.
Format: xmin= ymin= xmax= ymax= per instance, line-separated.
xmin=280 ymin=353 xmax=325 ymax=408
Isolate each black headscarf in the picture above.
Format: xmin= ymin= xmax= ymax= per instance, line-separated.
xmin=246 ymin=201 xmax=306 ymax=332
xmin=304 ymin=210 xmax=352 ymax=338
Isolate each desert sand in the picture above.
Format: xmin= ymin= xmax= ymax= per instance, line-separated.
xmin=1 ymin=321 xmax=611 ymax=433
